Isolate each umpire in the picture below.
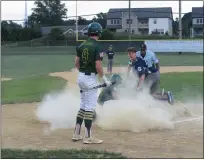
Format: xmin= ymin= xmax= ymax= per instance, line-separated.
xmin=106 ymin=44 xmax=115 ymax=74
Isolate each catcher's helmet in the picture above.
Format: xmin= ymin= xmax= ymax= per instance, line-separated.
xmin=87 ymin=22 xmax=103 ymax=37
xmin=110 ymin=74 xmax=122 ymax=85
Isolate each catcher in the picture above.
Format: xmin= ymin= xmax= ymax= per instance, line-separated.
xmin=97 ymin=74 xmax=122 ymax=106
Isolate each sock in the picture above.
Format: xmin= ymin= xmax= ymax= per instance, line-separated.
xmin=153 ymin=92 xmax=168 ymax=101
xmin=74 ymin=108 xmax=85 ymax=135
xmin=84 ymin=111 xmax=94 ymax=138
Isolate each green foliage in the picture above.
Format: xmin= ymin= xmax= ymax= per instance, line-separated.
xmin=28 ymin=0 xmax=68 ymax=27
xmin=1 ymin=75 xmax=67 ymax=104
xmin=1 ymin=21 xmax=42 ymax=42
xmin=100 ymin=29 xmax=114 ymax=40
xmin=1 ymin=148 xmax=127 ymax=159
xmin=49 ymin=28 xmax=66 ymax=40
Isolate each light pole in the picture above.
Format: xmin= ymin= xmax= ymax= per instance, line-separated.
xmin=179 ymin=0 xmax=182 ymax=39
xmin=128 ymin=0 xmax=131 ymax=41
xmin=24 ymin=0 xmax=28 ymax=27
xmin=76 ymin=0 xmax=78 ymax=41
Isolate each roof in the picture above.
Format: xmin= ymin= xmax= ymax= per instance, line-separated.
xmin=192 ymin=7 xmax=204 ymax=18
xmin=41 ymin=25 xmax=87 ymax=35
xmin=107 ymin=7 xmax=173 ymax=19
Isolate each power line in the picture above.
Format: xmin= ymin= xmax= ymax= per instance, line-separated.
xmin=1 ymin=8 xmax=203 ymax=22
xmin=62 ymin=9 xmax=203 ymax=19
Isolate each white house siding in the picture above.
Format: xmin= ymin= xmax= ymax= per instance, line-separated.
xmin=168 ymin=19 xmax=173 ymax=36
xmin=107 ymin=19 xmax=122 ymax=26
xmin=148 ymin=18 xmax=172 ymax=36
xmin=121 ymin=12 xmax=139 ymax=34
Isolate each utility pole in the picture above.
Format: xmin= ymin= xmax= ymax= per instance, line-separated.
xmin=24 ymin=0 xmax=28 ymax=27
xmin=76 ymin=0 xmax=78 ymax=41
xmin=128 ymin=0 xmax=131 ymax=41
xmin=179 ymin=0 xmax=182 ymax=39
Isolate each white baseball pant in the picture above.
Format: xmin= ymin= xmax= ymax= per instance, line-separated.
xmin=77 ymin=72 xmax=98 ymax=112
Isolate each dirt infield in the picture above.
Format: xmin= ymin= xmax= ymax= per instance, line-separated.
xmin=2 ymin=66 xmax=203 ymax=158
xmin=1 ymin=77 xmax=12 ymax=81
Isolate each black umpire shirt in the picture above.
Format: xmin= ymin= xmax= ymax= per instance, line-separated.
xmin=106 ymin=50 xmax=115 ymax=59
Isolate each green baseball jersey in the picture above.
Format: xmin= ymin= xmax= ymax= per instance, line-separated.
xmin=97 ymin=86 xmax=117 ymax=105
xmin=77 ymin=38 xmax=102 ymax=73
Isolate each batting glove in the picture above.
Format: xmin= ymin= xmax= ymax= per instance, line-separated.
xmin=103 ymin=75 xmax=111 ymax=87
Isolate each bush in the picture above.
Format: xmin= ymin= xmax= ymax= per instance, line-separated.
xmin=48 ymin=28 xmax=66 ymax=40
xmin=100 ymin=29 xmax=114 ymax=40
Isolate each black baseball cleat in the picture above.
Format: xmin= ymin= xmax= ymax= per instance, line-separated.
xmin=167 ymin=91 xmax=174 ymax=105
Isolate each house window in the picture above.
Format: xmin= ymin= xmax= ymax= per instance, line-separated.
xmin=117 ymin=20 xmax=119 ymax=24
xmin=197 ymin=19 xmax=199 ymax=24
xmin=200 ymin=18 xmax=203 ymax=24
xmin=126 ymin=19 xmax=132 ymax=24
xmin=111 ymin=20 xmax=113 ymax=24
xmin=153 ymin=19 xmax=157 ymax=24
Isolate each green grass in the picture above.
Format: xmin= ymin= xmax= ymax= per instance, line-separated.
xmin=1 ymin=46 xmax=76 ymax=55
xmin=159 ymin=72 xmax=203 ymax=101
xmin=2 ymin=55 xmax=75 ymax=78
xmin=2 ymin=54 xmax=203 ymax=78
xmin=1 ymin=148 xmax=127 ymax=159
xmin=102 ymin=54 xmax=203 ymax=67
xmin=1 ymin=75 xmax=67 ymax=104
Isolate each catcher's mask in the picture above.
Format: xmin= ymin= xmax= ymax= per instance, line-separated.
xmin=110 ymin=74 xmax=122 ymax=86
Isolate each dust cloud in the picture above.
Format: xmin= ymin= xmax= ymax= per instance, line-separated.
xmin=36 ymin=71 xmax=203 ymax=134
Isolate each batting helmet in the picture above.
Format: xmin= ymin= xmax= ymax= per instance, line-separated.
xmin=110 ymin=74 xmax=122 ymax=85
xmin=87 ymin=22 xmax=103 ymax=37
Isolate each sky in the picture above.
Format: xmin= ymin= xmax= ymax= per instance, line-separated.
xmin=1 ymin=0 xmax=203 ymax=23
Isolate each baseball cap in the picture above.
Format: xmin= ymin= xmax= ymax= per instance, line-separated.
xmin=140 ymin=44 xmax=147 ymax=51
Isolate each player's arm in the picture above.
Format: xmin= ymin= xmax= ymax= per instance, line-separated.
xmin=137 ymin=71 xmax=145 ymax=89
xmin=127 ymin=60 xmax=132 ymax=77
xmin=95 ymin=47 xmax=111 ymax=85
xmin=136 ymin=61 xmax=146 ymax=89
xmin=152 ymin=52 xmax=160 ymax=71
xmin=75 ymin=47 xmax=80 ymax=70
xmin=111 ymin=87 xmax=118 ymax=99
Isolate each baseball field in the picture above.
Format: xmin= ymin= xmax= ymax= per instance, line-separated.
xmin=1 ymin=46 xmax=203 ymax=158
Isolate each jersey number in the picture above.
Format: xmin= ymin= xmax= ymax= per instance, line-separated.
xmin=82 ymin=48 xmax=89 ymax=63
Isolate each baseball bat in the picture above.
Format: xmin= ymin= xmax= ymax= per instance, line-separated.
xmin=80 ymin=81 xmax=116 ymax=93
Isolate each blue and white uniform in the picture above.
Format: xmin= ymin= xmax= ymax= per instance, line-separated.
xmin=135 ymin=50 xmax=160 ymax=94
xmin=136 ymin=50 xmax=159 ymax=73
xmin=129 ymin=57 xmax=147 ymax=78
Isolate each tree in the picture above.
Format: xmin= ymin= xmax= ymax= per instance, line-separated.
xmin=48 ymin=28 xmax=65 ymax=40
xmin=28 ymin=0 xmax=68 ymax=27
xmin=100 ymin=29 xmax=114 ymax=40
xmin=172 ymin=18 xmax=179 ymax=36
xmin=77 ymin=16 xmax=89 ymax=25
xmin=182 ymin=12 xmax=192 ymax=38
xmin=92 ymin=12 xmax=107 ymax=29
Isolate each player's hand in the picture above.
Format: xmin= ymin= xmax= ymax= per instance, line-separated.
xmin=103 ymin=76 xmax=111 ymax=87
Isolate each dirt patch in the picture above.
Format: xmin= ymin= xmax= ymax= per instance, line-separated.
xmin=49 ymin=66 xmax=203 ymax=83
xmin=2 ymin=66 xmax=203 ymax=158
xmin=1 ymin=77 xmax=12 ymax=81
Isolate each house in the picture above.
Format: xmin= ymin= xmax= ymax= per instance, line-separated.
xmin=106 ymin=7 xmax=173 ymax=36
xmin=191 ymin=7 xmax=204 ymax=37
xmin=40 ymin=25 xmax=88 ymax=36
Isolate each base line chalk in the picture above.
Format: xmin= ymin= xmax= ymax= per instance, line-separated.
xmin=173 ymin=116 xmax=203 ymax=124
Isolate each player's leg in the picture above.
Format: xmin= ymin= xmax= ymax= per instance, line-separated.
xmin=110 ymin=59 xmax=113 ymax=74
xmin=72 ymin=73 xmax=86 ymax=141
xmin=107 ymin=59 xmax=110 ymax=73
xmin=83 ymin=75 xmax=103 ymax=144
xmin=148 ymin=72 xmax=174 ymax=105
